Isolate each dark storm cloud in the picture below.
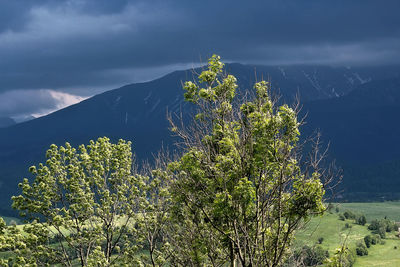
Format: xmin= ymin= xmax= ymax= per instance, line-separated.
xmin=0 ymin=0 xmax=399 ymax=117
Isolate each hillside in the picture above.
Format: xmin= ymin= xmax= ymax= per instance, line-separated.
xmin=0 ymin=64 xmax=399 ymax=212
xmin=304 ymin=77 xmax=400 ymax=200
xmin=0 ymin=117 xmax=15 ymax=128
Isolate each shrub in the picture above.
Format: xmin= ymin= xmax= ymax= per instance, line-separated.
xmin=356 ymin=243 xmax=368 ymax=256
xmin=356 ymin=215 xmax=367 ymax=226
xmin=339 ymin=214 xmax=346 ymax=221
xmin=295 ymin=245 xmax=329 ymax=266
xmin=325 ymin=247 xmax=355 ymax=267
xmin=386 ymin=220 xmax=398 ymax=232
xmin=368 ymin=218 xmax=397 ymax=238
xmin=364 ymin=235 xmax=372 ymax=248
xmin=371 ymin=234 xmax=381 ymax=245
xmin=318 ymin=237 xmax=324 ymax=244
xmin=344 ymin=211 xmax=356 ymax=220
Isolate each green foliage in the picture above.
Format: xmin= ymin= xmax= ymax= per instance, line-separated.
xmin=363 ymin=234 xmax=381 ymax=249
xmin=11 ymin=137 xmax=146 ymax=266
xmin=368 ymin=218 xmax=397 ymax=239
xmin=3 ymin=54 xmax=330 ymax=266
xmin=169 ymin=55 xmax=326 ymax=266
xmin=355 ymin=214 xmax=366 ymax=226
xmin=0 ymin=218 xmax=57 ymax=266
xmin=371 ymin=234 xmax=381 ymax=245
xmin=364 ymin=235 xmax=372 ymax=248
xmin=325 ymin=246 xmax=355 ymax=267
xmin=292 ymin=245 xmax=329 ymax=266
xmin=343 ymin=211 xmax=356 ymax=220
xmin=355 ymin=242 xmax=368 ymax=256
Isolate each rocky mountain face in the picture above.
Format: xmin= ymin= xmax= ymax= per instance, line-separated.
xmin=0 ymin=63 xmax=399 ymax=213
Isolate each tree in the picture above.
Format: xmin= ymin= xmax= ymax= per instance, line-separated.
xmin=356 ymin=214 xmax=366 ymax=226
xmin=293 ymin=245 xmax=329 ymax=266
xmin=325 ymin=246 xmax=355 ymax=267
xmin=167 ymin=55 xmax=327 ymax=266
xmin=364 ymin=235 xmax=372 ymax=248
xmin=12 ymin=137 xmax=146 ymax=266
xmin=355 ymin=242 xmax=368 ymax=256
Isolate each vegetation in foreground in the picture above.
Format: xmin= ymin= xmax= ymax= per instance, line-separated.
xmin=0 ymin=55 xmax=331 ymax=266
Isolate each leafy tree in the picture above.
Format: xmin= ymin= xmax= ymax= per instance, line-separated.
xmin=167 ymin=55 xmax=327 ymax=266
xmin=12 ymin=137 xmax=146 ymax=266
xmin=356 ymin=214 xmax=366 ymax=226
xmin=355 ymin=242 xmax=368 ymax=256
xmin=292 ymin=245 xmax=329 ymax=266
xmin=368 ymin=218 xmax=397 ymax=238
xmin=371 ymin=234 xmax=381 ymax=245
xmin=0 ymin=217 xmax=56 ymax=266
xmin=134 ymin=157 xmax=173 ymax=266
xmin=325 ymin=246 xmax=355 ymax=267
xmin=343 ymin=211 xmax=355 ymax=220
xmin=364 ymin=235 xmax=372 ymax=248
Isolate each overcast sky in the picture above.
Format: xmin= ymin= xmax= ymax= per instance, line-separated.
xmin=0 ymin=0 xmax=399 ymax=120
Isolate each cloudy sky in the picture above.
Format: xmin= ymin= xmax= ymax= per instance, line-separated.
xmin=0 ymin=0 xmax=399 ymax=121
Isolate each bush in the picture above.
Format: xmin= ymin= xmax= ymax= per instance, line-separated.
xmin=325 ymin=247 xmax=355 ymax=267
xmin=344 ymin=211 xmax=356 ymax=220
xmin=368 ymin=219 xmax=380 ymax=230
xmin=356 ymin=243 xmax=368 ymax=256
xmin=318 ymin=237 xmax=324 ymax=244
xmin=339 ymin=214 xmax=346 ymax=221
xmin=386 ymin=220 xmax=398 ymax=232
xmin=344 ymin=223 xmax=352 ymax=229
xmin=371 ymin=234 xmax=381 ymax=245
xmin=377 ymin=227 xmax=386 ymax=238
xmin=294 ymin=245 xmax=329 ymax=266
xmin=368 ymin=218 xmax=397 ymax=238
xmin=356 ymin=215 xmax=367 ymax=226
xmin=364 ymin=235 xmax=372 ymax=248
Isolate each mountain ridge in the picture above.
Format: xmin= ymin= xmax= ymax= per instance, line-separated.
xmin=0 ymin=63 xmax=400 ymax=211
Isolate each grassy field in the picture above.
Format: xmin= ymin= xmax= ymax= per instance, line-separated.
xmin=294 ymin=202 xmax=400 ymax=266
xmin=338 ymin=201 xmax=400 ymax=222
xmin=295 ymin=213 xmax=370 ymax=254
xmin=2 ymin=202 xmax=400 ymax=266
xmin=354 ymin=233 xmax=400 ymax=267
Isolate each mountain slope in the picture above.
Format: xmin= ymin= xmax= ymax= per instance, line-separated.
xmin=304 ymin=78 xmax=400 ymax=164
xmin=0 ymin=63 xmax=399 ymax=212
xmin=303 ymin=78 xmax=400 ymax=199
xmin=0 ymin=117 xmax=15 ymax=128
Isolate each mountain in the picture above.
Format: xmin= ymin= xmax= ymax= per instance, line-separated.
xmin=0 ymin=63 xmax=399 ymax=213
xmin=303 ymin=77 xmax=400 ymax=200
xmin=0 ymin=117 xmax=16 ymax=128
